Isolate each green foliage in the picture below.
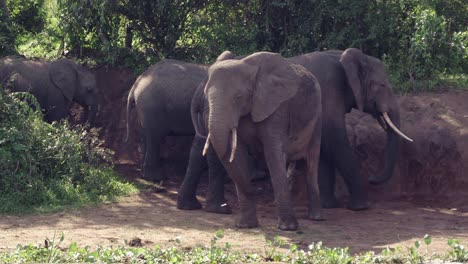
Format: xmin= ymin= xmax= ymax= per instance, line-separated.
xmin=8 ymin=0 xmax=46 ymax=34
xmin=1 ymin=233 xmax=465 ymax=263
xmin=0 ymin=89 xmax=136 ymax=213
xmin=3 ymin=0 xmax=467 ymax=88
xmin=448 ymin=239 xmax=468 ymax=262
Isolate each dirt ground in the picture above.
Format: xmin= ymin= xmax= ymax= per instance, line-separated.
xmin=1 ymin=67 xmax=467 ymax=256
xmin=0 ymin=163 xmax=467 ymax=255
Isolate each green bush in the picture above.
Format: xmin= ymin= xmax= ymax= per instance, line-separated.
xmin=0 ymin=89 xmax=136 ymax=214
xmin=383 ymin=5 xmax=468 ymax=92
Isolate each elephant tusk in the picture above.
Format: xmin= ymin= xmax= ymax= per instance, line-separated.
xmin=202 ymin=133 xmax=211 ymax=156
xmin=229 ymin=128 xmax=237 ymax=163
xmin=382 ymin=112 xmax=414 ymax=142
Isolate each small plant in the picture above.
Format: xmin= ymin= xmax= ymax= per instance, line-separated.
xmin=263 ymin=236 xmax=286 ymax=262
xmin=447 ymin=239 xmax=468 ymax=262
xmin=0 ymin=233 xmax=466 ymax=263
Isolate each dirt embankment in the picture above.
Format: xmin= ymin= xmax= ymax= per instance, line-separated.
xmin=344 ymin=90 xmax=468 ymax=204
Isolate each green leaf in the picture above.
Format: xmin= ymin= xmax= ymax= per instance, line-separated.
xmin=423 ymin=234 xmax=432 ymax=245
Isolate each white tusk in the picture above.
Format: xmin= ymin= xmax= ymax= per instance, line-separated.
xmin=202 ymin=133 xmax=210 ymax=156
xmin=229 ymin=128 xmax=237 ymax=162
xmin=382 ymin=112 xmax=414 ymax=142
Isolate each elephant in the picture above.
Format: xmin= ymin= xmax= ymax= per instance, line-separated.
xmin=125 ymin=59 xmax=209 ymax=181
xmin=177 ymin=51 xmax=268 ymax=214
xmin=177 ymin=48 xmax=413 ymax=214
xmin=200 ymin=51 xmax=323 ymax=230
xmin=288 ymin=48 xmax=413 ymax=210
xmin=0 ymin=55 xmax=98 ymax=124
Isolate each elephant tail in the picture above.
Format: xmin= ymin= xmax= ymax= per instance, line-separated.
xmin=124 ymin=83 xmax=136 ymax=143
xmin=191 ymin=79 xmax=208 ymax=138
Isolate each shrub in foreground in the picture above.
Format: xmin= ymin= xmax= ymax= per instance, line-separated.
xmin=0 ymin=90 xmax=136 ymax=213
xmin=0 ymin=232 xmax=467 ymax=263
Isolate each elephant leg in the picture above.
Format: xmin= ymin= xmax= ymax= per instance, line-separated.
xmin=177 ymin=135 xmax=207 ymax=210
xmin=45 ymin=101 xmax=68 ymax=123
xmin=263 ymin=146 xmax=298 ymax=231
xmin=305 ymin=133 xmax=323 ymax=221
xmin=142 ymin=121 xmax=167 ymax=182
xmin=318 ymin=156 xmax=340 ymax=208
xmin=205 ymin=147 xmax=231 ymax=214
xmin=332 ymin=129 xmax=368 ymax=211
xmin=222 ymin=142 xmax=258 ymax=228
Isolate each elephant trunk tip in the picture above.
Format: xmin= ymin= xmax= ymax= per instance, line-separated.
xmin=85 ymin=104 xmax=98 ymax=127
xmin=368 ymin=175 xmax=390 ymax=185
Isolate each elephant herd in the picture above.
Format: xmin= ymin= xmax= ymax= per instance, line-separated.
xmin=0 ymin=48 xmax=413 ymax=231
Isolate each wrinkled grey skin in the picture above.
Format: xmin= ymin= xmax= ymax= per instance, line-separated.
xmin=176 ymin=78 xmax=232 ymax=214
xmin=203 ymin=51 xmax=323 ymax=231
xmin=125 ymin=60 xmax=208 ymax=181
xmin=289 ymin=48 xmax=402 ymax=210
xmin=181 ymin=49 xmax=404 ymax=212
xmin=177 ymin=51 xmax=250 ymax=213
xmin=0 ymin=56 xmax=98 ymax=124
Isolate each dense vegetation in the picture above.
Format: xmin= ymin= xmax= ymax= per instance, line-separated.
xmin=0 ymin=89 xmax=136 ymax=213
xmin=1 ymin=0 xmax=467 ymax=91
xmin=1 ymin=232 xmax=467 ymax=263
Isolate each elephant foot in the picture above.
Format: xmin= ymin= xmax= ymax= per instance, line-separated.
xmin=307 ymin=211 xmax=324 ymax=221
xmin=277 ymin=216 xmax=298 ymax=231
xmin=236 ymin=217 xmax=259 ymax=229
xmin=347 ymin=199 xmax=369 ymax=211
xmin=321 ymin=197 xmax=340 ymax=209
xmin=142 ymin=167 xmax=165 ymax=182
xmin=205 ymin=202 xmax=232 ymax=214
xmin=176 ymin=196 xmax=202 ymax=210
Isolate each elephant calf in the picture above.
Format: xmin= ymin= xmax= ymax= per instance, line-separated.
xmin=0 ymin=55 xmax=98 ymax=124
xmin=200 ymin=51 xmax=323 ymax=231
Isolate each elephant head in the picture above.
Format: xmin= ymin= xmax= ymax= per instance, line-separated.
xmin=204 ymin=52 xmax=303 ymax=162
xmin=49 ymin=59 xmax=98 ymax=125
xmin=340 ymin=48 xmax=413 ymax=184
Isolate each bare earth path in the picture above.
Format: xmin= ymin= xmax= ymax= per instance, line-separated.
xmin=0 ymin=171 xmax=467 ymax=255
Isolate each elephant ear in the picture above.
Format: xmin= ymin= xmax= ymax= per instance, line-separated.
xmin=216 ymin=51 xmax=236 ymax=62
xmin=49 ymin=59 xmax=77 ymax=102
xmin=340 ymin=48 xmax=368 ymax=111
xmin=249 ymin=53 xmax=299 ymax=122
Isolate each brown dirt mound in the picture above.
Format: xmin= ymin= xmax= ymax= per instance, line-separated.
xmin=343 ymin=90 xmax=468 ymax=204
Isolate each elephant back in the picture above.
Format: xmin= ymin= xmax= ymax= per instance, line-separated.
xmin=0 ymin=57 xmax=52 ymax=108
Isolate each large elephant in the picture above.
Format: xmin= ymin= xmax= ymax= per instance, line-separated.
xmin=177 ymin=51 xmax=241 ymax=213
xmin=0 ymin=56 xmax=98 ymax=124
xmin=177 ymin=48 xmax=413 ymax=213
xmin=289 ymin=48 xmax=412 ymax=210
xmin=125 ymin=60 xmax=208 ymax=181
xmin=201 ymin=51 xmax=323 ymax=230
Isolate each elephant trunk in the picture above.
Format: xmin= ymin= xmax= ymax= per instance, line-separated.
xmin=369 ymin=108 xmax=401 ymax=184
xmin=207 ymin=102 xmax=234 ymax=162
xmin=86 ymin=102 xmax=98 ymax=126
